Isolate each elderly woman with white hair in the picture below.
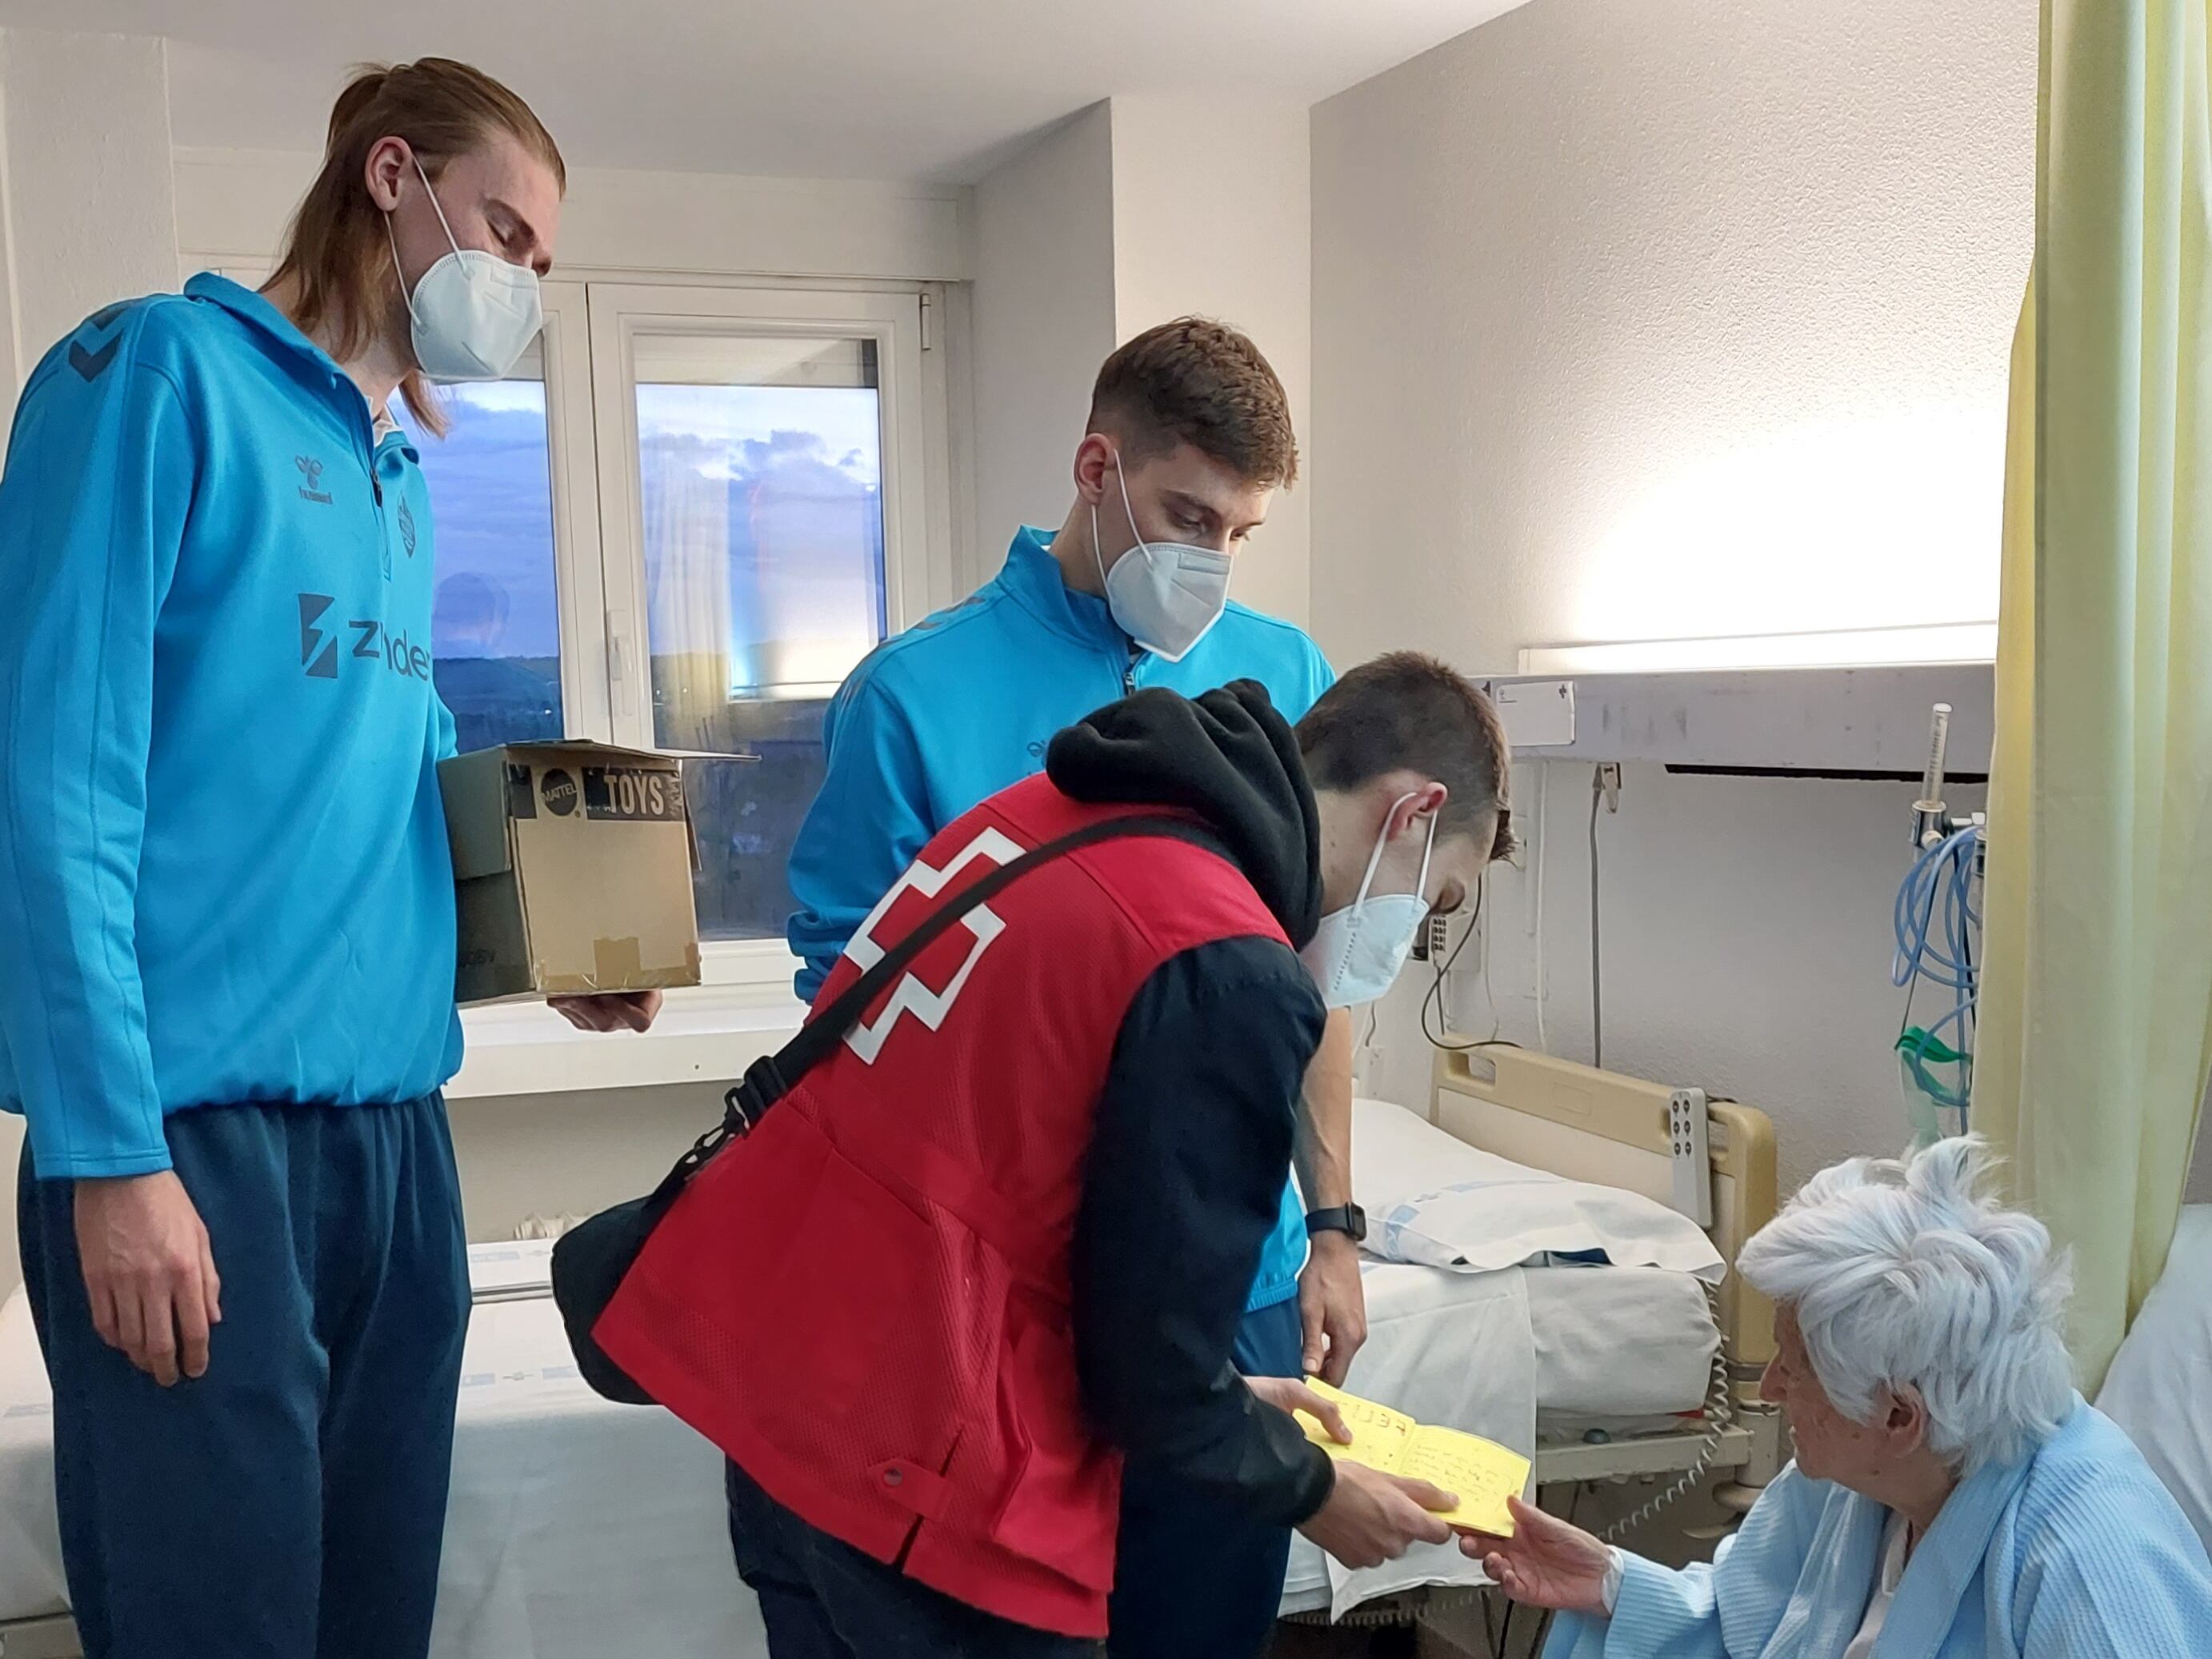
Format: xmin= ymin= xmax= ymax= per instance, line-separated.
xmin=1462 ymin=1138 xmax=2212 ymax=1656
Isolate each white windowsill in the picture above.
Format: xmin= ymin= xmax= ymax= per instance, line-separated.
xmin=449 ymin=982 xmax=806 ymax=1101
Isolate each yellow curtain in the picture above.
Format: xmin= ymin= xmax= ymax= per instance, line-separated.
xmin=1975 ymin=0 xmax=2212 ymax=1392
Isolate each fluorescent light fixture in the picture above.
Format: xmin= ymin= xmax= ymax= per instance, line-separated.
xmin=1519 ymin=622 xmax=1998 ymax=676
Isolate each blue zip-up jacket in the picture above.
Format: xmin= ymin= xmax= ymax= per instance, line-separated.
xmin=0 ymin=274 xmax=463 ymax=1179
xmin=786 ymin=525 xmax=1335 ymax=1311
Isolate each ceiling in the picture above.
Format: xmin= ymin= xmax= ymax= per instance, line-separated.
xmin=0 ymin=0 xmax=1528 ymax=183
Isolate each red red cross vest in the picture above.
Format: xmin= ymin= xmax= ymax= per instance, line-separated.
xmin=593 ymin=772 xmax=1290 ymax=1637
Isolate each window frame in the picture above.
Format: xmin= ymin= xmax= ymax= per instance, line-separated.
xmin=537 ymin=281 xmax=615 ymax=741
xmin=579 ymin=282 xmax=933 ymax=988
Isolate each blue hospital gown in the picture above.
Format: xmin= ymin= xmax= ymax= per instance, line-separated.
xmin=1547 ymin=1400 xmax=2212 ymax=1657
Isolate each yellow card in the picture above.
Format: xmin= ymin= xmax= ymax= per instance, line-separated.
xmin=1296 ymin=1382 xmax=1415 ymax=1458
xmin=1290 ymin=1378 xmax=1531 ymax=1536
xmin=1398 ymin=1425 xmax=1531 ymax=1535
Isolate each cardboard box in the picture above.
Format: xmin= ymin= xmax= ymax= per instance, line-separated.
xmin=439 ymin=740 xmax=709 ymax=1006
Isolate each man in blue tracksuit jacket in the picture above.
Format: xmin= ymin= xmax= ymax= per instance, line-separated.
xmin=777 ymin=319 xmax=1362 ymax=1657
xmin=0 ymin=63 xmax=646 ymax=1659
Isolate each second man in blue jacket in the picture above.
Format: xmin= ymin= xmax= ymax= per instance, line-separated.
xmin=778 ymin=318 xmax=1361 ymax=1656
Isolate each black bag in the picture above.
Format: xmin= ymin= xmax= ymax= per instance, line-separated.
xmin=551 ymin=814 xmax=1215 ymax=1404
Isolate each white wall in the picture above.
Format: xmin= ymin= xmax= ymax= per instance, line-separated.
xmin=1110 ymin=96 xmax=1314 ymax=628
xmin=446 ymin=1083 xmax=731 ymax=1240
xmin=969 ymin=104 xmax=1121 ymax=556
xmin=1365 ymin=763 xmax=1987 ymax=1197
xmin=966 ymin=98 xmax=1316 ymax=624
xmin=0 ymin=30 xmax=179 ymax=423
xmin=174 ymin=147 xmax=967 ymax=282
xmin=1314 ymin=0 xmax=2038 ymax=1196
xmin=1312 ymin=0 xmax=2034 ymax=672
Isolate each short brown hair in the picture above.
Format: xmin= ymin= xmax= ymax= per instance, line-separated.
xmin=1086 ymin=318 xmax=1299 ymax=488
xmin=266 ymin=60 xmax=565 ymax=434
xmin=1296 ymin=653 xmax=1516 ymax=861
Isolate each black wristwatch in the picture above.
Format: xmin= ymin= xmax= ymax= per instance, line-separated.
xmin=1305 ymin=1204 xmax=1367 ymax=1244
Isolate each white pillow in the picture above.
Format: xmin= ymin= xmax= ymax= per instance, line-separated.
xmin=2098 ymin=1205 xmax=2212 ymax=1555
xmin=1350 ymin=1097 xmax=1726 ymax=1282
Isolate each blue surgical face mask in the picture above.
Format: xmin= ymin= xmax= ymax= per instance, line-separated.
xmin=387 ymin=155 xmax=543 ymax=383
xmin=1300 ymin=794 xmax=1438 ymax=1008
xmin=1090 ymin=454 xmax=1234 ymax=662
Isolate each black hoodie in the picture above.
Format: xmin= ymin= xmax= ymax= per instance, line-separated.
xmin=1046 ymin=680 xmax=1323 ymax=951
xmin=1046 ymin=682 xmax=1335 ymax=1529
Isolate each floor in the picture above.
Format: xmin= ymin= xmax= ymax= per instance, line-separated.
xmin=1270 ymin=1601 xmax=1542 ymax=1659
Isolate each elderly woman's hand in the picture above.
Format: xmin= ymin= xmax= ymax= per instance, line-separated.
xmin=1458 ymin=1496 xmax=1614 ymax=1617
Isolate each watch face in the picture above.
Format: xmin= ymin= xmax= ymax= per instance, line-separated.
xmin=1346 ymin=1205 xmax=1368 ymax=1242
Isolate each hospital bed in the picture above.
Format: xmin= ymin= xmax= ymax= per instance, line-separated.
xmin=0 ymin=1047 xmax=1780 ymax=1656
xmin=1279 ymin=1047 xmax=1786 ymax=1627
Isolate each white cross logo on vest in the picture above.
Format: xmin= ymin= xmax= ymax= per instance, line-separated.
xmin=838 ymin=826 xmax=1025 ymax=1063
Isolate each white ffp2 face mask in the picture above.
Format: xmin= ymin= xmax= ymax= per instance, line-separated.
xmin=1300 ymin=794 xmax=1438 ymax=1008
xmin=389 ymin=155 xmax=543 ymax=383
xmin=1090 ymin=456 xmax=1234 ymax=662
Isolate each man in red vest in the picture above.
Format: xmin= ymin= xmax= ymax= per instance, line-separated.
xmin=594 ymin=653 xmax=1513 ymax=1657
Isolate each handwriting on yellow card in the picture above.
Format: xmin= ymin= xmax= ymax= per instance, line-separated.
xmin=1291 ymin=1378 xmax=1531 ymax=1535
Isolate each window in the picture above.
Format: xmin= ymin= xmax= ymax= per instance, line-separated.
xmin=629 ymin=338 xmax=889 ymax=941
xmin=591 ymin=286 xmax=933 ymax=972
xmin=403 ymin=353 xmax=566 ymax=755
xmin=366 ymin=281 xmax=937 ymax=989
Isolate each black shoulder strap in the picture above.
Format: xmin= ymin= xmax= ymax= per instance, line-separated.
xmin=642 ymin=813 xmax=1224 ymax=1213
xmin=744 ymin=812 xmax=1222 ymax=1117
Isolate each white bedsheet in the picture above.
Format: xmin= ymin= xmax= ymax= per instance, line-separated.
xmin=0 ymin=1253 xmax=767 ymax=1658
xmin=2098 ymin=1204 xmax=2212 ymax=1555
xmin=426 ymin=1295 xmax=765 ymax=1659
xmin=0 ymin=1289 xmax=63 ymax=1626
